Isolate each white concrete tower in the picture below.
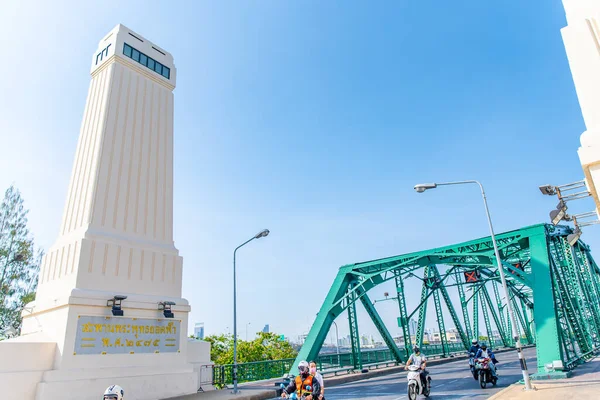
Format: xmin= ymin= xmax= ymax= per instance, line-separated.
xmin=0 ymin=24 xmax=210 ymax=400
xmin=37 ymin=23 xmax=180 ymax=303
xmin=561 ymin=0 xmax=600 ymax=215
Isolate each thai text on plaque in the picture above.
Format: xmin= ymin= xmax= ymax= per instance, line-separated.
xmin=73 ymin=316 xmax=181 ymax=355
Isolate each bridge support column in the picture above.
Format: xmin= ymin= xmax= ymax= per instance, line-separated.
xmin=416 ymin=265 xmax=430 ymax=347
xmin=395 ymin=271 xmax=412 ymax=358
xmin=530 ymin=231 xmax=571 ymax=379
xmin=472 ymin=289 xmax=479 ymax=340
xmin=348 ymin=283 xmax=362 ymax=370
xmin=456 ymin=271 xmax=473 ymax=341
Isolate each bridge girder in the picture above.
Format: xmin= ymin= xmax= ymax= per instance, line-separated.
xmin=290 ymin=223 xmax=600 ymax=376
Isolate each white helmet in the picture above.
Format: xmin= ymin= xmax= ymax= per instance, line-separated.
xmin=103 ymin=385 xmax=124 ymax=400
xmin=298 ymin=360 xmax=309 ymax=374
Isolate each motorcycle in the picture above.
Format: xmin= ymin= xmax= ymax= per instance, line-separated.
xmin=475 ymin=357 xmax=498 ymax=388
xmin=280 ymin=383 xmax=314 ymax=400
xmin=468 ymin=352 xmax=478 ymax=380
xmin=406 ymin=365 xmax=431 ymax=399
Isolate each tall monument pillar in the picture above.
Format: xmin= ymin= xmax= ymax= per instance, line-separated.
xmin=37 ymin=23 xmax=180 ymax=307
xmin=1 ymin=24 xmax=209 ymax=400
xmin=561 ymin=0 xmax=600 ymax=215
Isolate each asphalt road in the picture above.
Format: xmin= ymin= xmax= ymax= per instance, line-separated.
xmin=314 ymin=347 xmax=537 ymax=400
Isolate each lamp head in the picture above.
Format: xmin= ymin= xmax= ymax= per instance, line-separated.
xmin=108 ymin=295 xmax=127 ymax=317
xmin=158 ymin=301 xmax=176 ymax=318
xmin=414 ymin=183 xmax=437 ymax=193
xmin=567 ymin=228 xmax=582 ymax=246
xmin=550 ymin=200 xmax=569 ymax=225
xmin=539 ymin=185 xmax=557 ymax=196
xmin=254 ymin=229 xmax=270 ymax=239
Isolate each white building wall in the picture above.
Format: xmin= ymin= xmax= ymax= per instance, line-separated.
xmin=561 ymin=0 xmax=600 ymax=215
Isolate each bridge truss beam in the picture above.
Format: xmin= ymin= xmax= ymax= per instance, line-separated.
xmin=290 ymin=223 xmax=600 ymax=378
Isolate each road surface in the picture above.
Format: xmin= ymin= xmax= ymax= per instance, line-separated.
xmin=311 ymin=347 xmax=537 ymax=400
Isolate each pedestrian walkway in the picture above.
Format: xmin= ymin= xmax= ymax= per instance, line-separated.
xmin=489 ymin=355 xmax=600 ymax=399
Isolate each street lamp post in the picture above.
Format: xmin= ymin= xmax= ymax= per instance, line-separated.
xmin=232 ymin=229 xmax=270 ymax=394
xmin=414 ymin=180 xmax=533 ymax=390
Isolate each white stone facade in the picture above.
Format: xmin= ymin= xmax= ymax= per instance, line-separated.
xmin=38 ymin=23 xmax=179 ymax=306
xmin=0 ymin=24 xmax=210 ymax=400
xmin=561 ymin=0 xmax=600 ymax=215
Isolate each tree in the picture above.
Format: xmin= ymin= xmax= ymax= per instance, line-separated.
xmin=203 ymin=333 xmax=233 ymax=364
xmin=203 ymin=331 xmax=297 ymax=365
xmin=0 ymin=185 xmax=43 ymax=337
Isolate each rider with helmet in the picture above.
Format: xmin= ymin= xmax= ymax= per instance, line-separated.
xmin=103 ymin=385 xmax=124 ymax=400
xmin=475 ymin=343 xmax=498 ymax=377
xmin=469 ymin=339 xmax=480 ymax=355
xmin=281 ymin=360 xmax=322 ymax=399
xmin=404 ymin=346 xmax=430 ymax=389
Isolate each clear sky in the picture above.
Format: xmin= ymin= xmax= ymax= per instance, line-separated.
xmin=0 ymin=0 xmax=597 ymax=343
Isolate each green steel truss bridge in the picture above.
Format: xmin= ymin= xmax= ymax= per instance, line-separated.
xmin=291 ymin=223 xmax=600 ymax=377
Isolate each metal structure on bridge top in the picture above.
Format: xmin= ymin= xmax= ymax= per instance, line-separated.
xmin=291 ymin=223 xmax=600 ymax=378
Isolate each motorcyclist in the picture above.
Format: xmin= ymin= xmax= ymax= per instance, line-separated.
xmin=404 ymin=346 xmax=430 ymax=389
xmin=469 ymin=339 xmax=480 ymax=355
xmin=282 ymin=360 xmax=321 ymax=399
xmin=475 ymin=343 xmax=498 ymax=377
xmin=103 ymin=385 xmax=124 ymax=400
xmin=467 ymin=339 xmax=480 ymax=378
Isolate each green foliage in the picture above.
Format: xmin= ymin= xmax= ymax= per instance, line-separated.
xmin=203 ymin=331 xmax=297 ymax=365
xmin=0 ymin=185 xmax=43 ymax=337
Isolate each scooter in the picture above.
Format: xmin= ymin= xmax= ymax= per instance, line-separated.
xmin=280 ymin=383 xmax=314 ymax=400
xmin=468 ymin=352 xmax=478 ymax=380
xmin=475 ymin=357 xmax=498 ymax=388
xmin=406 ymin=365 xmax=431 ymax=399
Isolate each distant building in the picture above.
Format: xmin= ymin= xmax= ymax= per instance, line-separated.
xmin=262 ymin=324 xmax=270 ymax=333
xmin=409 ymin=319 xmax=418 ymax=335
xmin=194 ymin=322 xmax=204 ymax=340
xmin=445 ymin=329 xmax=460 ymax=343
xmin=360 ymin=335 xmax=371 ymax=346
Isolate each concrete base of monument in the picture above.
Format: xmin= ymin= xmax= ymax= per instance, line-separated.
xmin=0 ymin=288 xmax=212 ymax=400
xmin=35 ymin=365 xmax=198 ymax=400
xmin=0 ymin=335 xmax=211 ymax=400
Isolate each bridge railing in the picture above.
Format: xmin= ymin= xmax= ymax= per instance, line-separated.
xmin=212 ymin=343 xmax=468 ymax=386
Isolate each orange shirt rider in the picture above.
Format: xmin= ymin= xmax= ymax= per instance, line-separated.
xmin=281 ymin=361 xmax=321 ymax=399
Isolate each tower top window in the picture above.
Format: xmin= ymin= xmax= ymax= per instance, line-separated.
xmin=123 ymin=43 xmax=170 ymax=80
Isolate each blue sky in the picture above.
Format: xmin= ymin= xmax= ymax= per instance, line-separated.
xmin=0 ymin=0 xmax=597 ymax=343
